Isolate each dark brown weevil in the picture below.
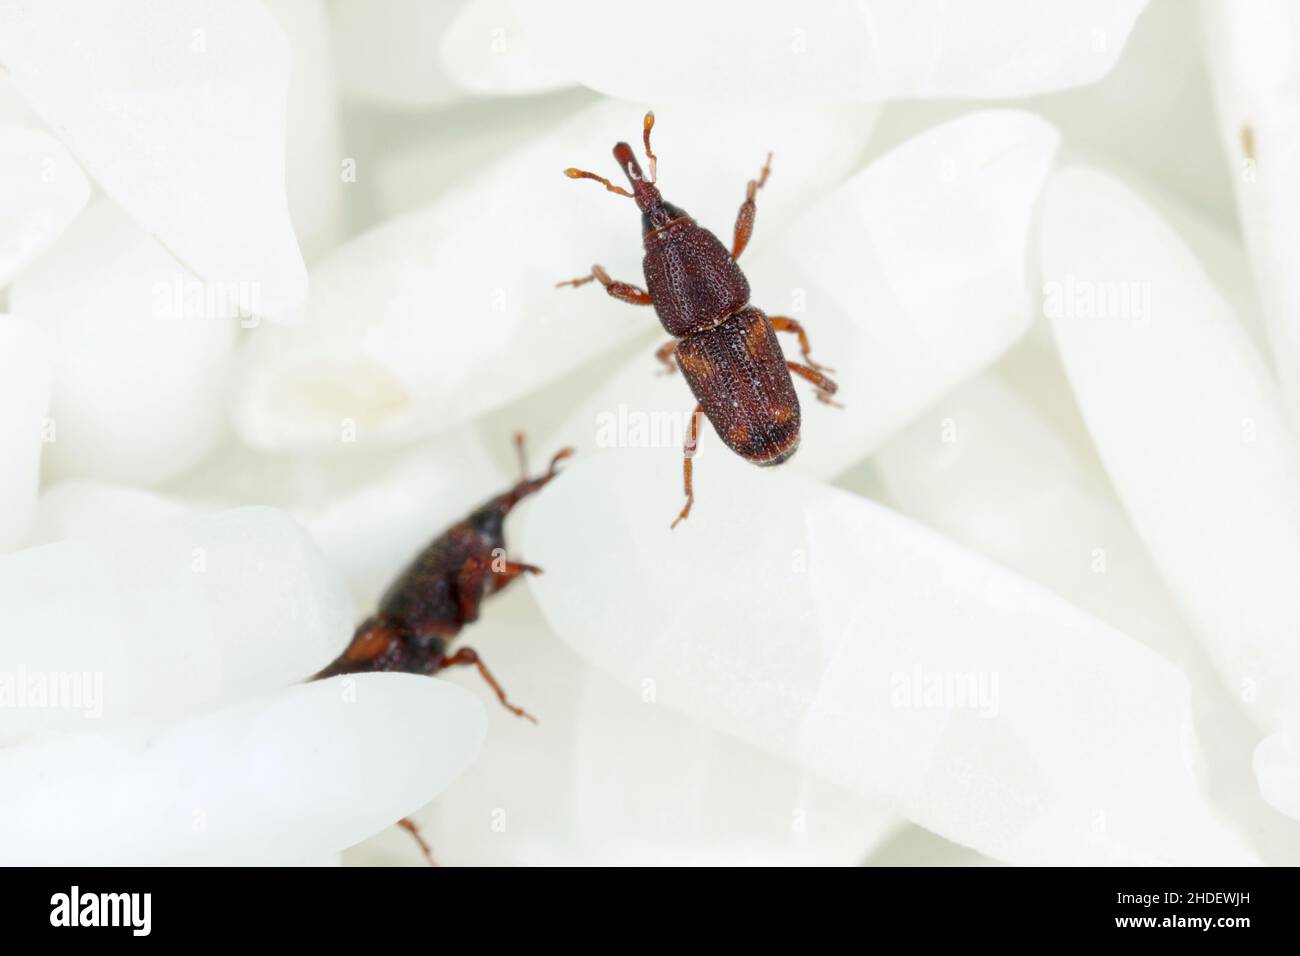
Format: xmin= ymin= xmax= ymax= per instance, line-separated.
xmin=311 ymin=435 xmax=572 ymax=865
xmin=559 ymin=111 xmax=839 ymax=527
xmin=313 ymin=434 xmax=571 ymax=718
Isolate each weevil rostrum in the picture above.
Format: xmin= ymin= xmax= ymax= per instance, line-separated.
xmin=559 ymin=112 xmax=839 ymax=527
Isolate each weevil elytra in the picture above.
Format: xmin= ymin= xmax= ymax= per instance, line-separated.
xmin=560 ymin=112 xmax=839 ymax=527
xmin=311 ymin=435 xmax=571 ymax=865
xmin=313 ymin=434 xmax=572 ymax=719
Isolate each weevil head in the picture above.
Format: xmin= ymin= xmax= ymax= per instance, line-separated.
xmin=467 ymin=498 xmax=508 ymax=542
xmin=465 ymin=445 xmax=574 ymax=543
xmin=465 ymin=479 xmax=548 ymax=541
xmin=613 ymin=141 xmax=688 ymax=233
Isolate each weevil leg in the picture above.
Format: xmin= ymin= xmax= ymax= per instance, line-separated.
xmin=731 ymin=152 xmax=773 ymax=260
xmin=654 ymin=339 xmax=679 ymax=375
xmin=787 ymin=361 xmax=842 ymax=407
xmin=556 ymin=264 xmax=653 ymax=306
xmin=671 ymin=405 xmax=705 ymax=529
xmin=440 ymin=646 xmax=537 ymax=723
xmin=767 ymin=315 xmax=834 ymax=374
xmin=489 ymin=559 xmax=543 ymax=595
xmin=396 ymin=817 xmax=438 ymax=867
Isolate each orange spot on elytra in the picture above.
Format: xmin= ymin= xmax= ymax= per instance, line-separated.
xmin=680 ymin=351 xmax=712 ymax=376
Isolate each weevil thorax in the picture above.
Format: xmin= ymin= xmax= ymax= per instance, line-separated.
xmin=617 ymin=139 xmax=751 ymax=338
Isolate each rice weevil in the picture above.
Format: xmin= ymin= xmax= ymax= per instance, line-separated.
xmin=560 ymin=112 xmax=839 ymax=527
xmin=311 ymin=435 xmax=572 ymax=864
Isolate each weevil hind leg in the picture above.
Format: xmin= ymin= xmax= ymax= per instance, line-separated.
xmin=556 ymin=264 xmax=653 ymax=306
xmin=654 ymin=338 xmax=679 ymax=375
xmin=731 ymin=152 xmax=773 ymax=260
xmin=671 ymin=405 xmax=704 ymax=529
xmin=439 ymin=647 xmax=537 ymax=723
xmin=787 ymin=361 xmax=842 ymax=407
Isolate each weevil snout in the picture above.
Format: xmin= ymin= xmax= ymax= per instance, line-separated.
xmin=613 ymin=141 xmax=661 ymax=209
xmin=469 ymin=443 xmax=575 ymax=536
xmin=612 ymin=141 xmax=688 ymax=233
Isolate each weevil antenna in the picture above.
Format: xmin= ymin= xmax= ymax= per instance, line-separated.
xmin=543 ymin=446 xmax=575 ymax=480
xmin=642 ymin=110 xmax=657 ymax=183
xmin=512 ymin=431 xmax=529 ymax=481
xmin=564 ymin=166 xmax=634 ymax=198
xmin=497 ymin=444 xmax=575 ymax=513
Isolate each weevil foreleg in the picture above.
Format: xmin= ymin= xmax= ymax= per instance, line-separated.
xmin=768 ymin=316 xmax=834 ymax=374
xmin=654 ymin=339 xmax=679 ymax=375
xmin=671 ymin=405 xmax=705 ymax=529
xmin=787 ymin=361 xmax=841 ymax=407
xmin=731 ymin=152 xmax=772 ymax=260
xmin=397 ymin=817 xmax=437 ymax=866
xmin=556 ymin=264 xmax=653 ymax=306
xmin=439 ymin=647 xmax=537 ymax=723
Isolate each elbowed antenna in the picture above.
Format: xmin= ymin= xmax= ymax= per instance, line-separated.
xmin=563 ymin=111 xmax=660 ymax=207
xmin=614 ymin=111 xmax=659 ymax=201
xmin=642 ymin=110 xmax=658 ymax=183
xmin=563 ymin=165 xmax=634 ymax=197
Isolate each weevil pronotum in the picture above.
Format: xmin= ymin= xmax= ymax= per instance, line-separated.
xmin=311 ymin=434 xmax=572 ymax=864
xmin=559 ymin=112 xmax=839 ymax=527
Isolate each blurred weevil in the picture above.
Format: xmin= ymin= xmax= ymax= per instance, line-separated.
xmin=311 ymin=434 xmax=572 ymax=864
xmin=313 ymin=434 xmax=571 ymax=715
xmin=559 ymin=112 xmax=839 ymax=527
